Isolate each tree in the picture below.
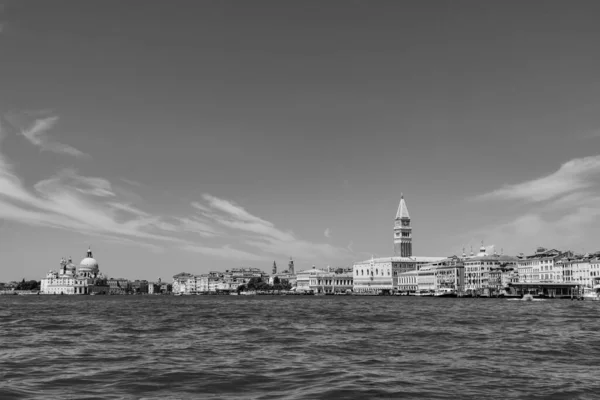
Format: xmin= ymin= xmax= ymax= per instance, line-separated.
xmin=280 ymin=279 xmax=292 ymax=290
xmin=15 ymin=280 xmax=40 ymax=291
xmin=273 ymin=276 xmax=281 ymax=285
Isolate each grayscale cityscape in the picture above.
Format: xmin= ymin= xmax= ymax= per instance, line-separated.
xmin=1 ymin=1 xmax=599 ymax=399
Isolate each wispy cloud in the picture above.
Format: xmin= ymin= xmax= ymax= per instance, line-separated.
xmin=0 ymin=138 xmax=183 ymax=248
xmin=177 ymin=217 xmax=220 ymax=237
xmin=120 ymin=177 xmax=143 ymax=187
xmin=107 ymin=202 xmax=149 ymax=217
xmin=474 ymin=155 xmax=600 ymax=203
xmin=324 ymin=228 xmax=331 ymax=238
xmin=202 ymin=194 xmax=295 ymax=241
xmin=181 ymin=244 xmax=268 ymax=261
xmin=17 ymin=116 xmax=89 ymax=158
xmin=191 ymin=194 xmax=351 ymax=264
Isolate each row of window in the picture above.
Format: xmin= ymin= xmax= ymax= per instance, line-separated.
xmin=355 ymin=269 xmax=391 ymax=276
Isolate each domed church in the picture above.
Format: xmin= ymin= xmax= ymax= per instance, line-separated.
xmin=41 ymin=247 xmax=109 ymax=295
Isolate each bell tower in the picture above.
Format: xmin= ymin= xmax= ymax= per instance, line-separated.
xmin=394 ymin=193 xmax=412 ymax=257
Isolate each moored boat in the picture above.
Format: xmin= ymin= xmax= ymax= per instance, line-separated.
xmin=583 ymin=282 xmax=600 ymax=301
xmin=434 ymin=288 xmax=457 ymax=297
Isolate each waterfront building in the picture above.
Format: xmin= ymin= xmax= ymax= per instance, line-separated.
xmin=516 ymin=248 xmax=571 ymax=284
xmin=148 ymin=278 xmax=163 ymax=294
xmin=397 ymin=269 xmax=418 ymax=292
xmin=398 ymin=257 xmax=465 ymax=294
xmin=172 ymin=272 xmax=195 ymax=294
xmin=353 ymin=194 xmax=445 ymax=294
xmin=41 ymin=248 xmax=109 ymax=295
xmin=489 ymin=265 xmax=517 ymax=296
xmin=556 ymin=254 xmax=595 ymax=290
xmin=130 ymin=280 xmax=148 ymax=294
xmin=108 ymin=278 xmax=130 ymax=295
xmin=464 ymin=244 xmax=518 ymax=296
xmin=172 ymin=268 xmax=269 ymax=294
xmin=308 ymin=266 xmax=353 ymax=294
xmin=295 ymin=266 xmax=326 ymax=292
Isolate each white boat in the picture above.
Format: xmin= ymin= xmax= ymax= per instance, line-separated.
xmin=583 ymin=284 xmax=600 ymax=301
xmin=434 ymin=288 xmax=456 ymax=297
xmin=522 ymin=294 xmax=534 ymax=301
xmin=414 ymin=291 xmax=434 ymax=297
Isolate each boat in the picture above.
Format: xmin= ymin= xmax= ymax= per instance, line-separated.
xmin=522 ymin=294 xmax=534 ymax=301
xmin=434 ymin=288 xmax=457 ymax=297
xmin=583 ymin=282 xmax=600 ymax=301
xmin=414 ymin=291 xmax=434 ymax=297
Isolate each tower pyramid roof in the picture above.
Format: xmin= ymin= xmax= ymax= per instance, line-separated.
xmin=395 ymin=194 xmax=410 ymax=219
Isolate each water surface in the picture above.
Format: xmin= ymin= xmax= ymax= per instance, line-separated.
xmin=1 ymin=296 xmax=599 ymax=399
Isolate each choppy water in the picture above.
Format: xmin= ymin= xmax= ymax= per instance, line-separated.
xmin=1 ymin=296 xmax=599 ymax=399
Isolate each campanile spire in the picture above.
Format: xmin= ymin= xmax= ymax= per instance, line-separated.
xmin=394 ymin=193 xmax=412 ymax=257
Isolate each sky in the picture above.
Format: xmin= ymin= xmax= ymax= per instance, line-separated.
xmin=1 ymin=0 xmax=600 ymax=281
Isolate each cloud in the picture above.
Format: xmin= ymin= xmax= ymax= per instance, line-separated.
xmin=0 ymin=149 xmax=184 ymax=248
xmin=17 ymin=116 xmax=89 ymax=158
xmin=192 ymin=194 xmax=352 ymax=263
xmin=475 ymin=155 xmax=600 ymax=203
xmin=191 ymin=201 xmax=211 ymax=213
xmin=324 ymin=228 xmax=331 ymax=238
xmin=177 ymin=217 xmax=220 ymax=237
xmin=201 ymin=194 xmax=295 ymax=241
xmin=107 ymin=202 xmax=149 ymax=217
xmin=181 ymin=244 xmax=268 ymax=261
xmin=459 ymin=194 xmax=600 ymax=255
xmin=35 ymin=168 xmax=115 ymax=197
xmin=120 ymin=177 xmax=143 ymax=187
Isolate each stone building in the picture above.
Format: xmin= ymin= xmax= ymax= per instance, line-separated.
xmin=308 ymin=266 xmax=353 ymax=294
xmin=41 ymin=247 xmax=109 ymax=295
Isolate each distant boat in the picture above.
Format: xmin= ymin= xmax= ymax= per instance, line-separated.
xmin=522 ymin=294 xmax=534 ymax=301
xmin=415 ymin=291 xmax=434 ymax=297
xmin=434 ymin=288 xmax=456 ymax=297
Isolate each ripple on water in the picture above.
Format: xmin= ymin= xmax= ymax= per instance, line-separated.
xmin=1 ymin=296 xmax=600 ymax=399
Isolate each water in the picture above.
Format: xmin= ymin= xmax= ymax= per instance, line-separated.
xmin=1 ymin=296 xmax=599 ymax=399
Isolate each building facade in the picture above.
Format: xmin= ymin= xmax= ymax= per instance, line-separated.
xmin=464 ymin=245 xmax=518 ymax=296
xmin=308 ymin=267 xmax=353 ymax=294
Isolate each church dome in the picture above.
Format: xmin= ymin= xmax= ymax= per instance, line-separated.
xmin=78 ymin=248 xmax=99 ymax=273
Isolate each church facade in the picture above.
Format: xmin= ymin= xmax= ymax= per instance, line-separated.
xmin=41 ymin=248 xmax=109 ymax=295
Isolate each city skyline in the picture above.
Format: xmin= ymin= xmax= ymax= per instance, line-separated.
xmin=2 ymin=1 xmax=600 ymax=281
